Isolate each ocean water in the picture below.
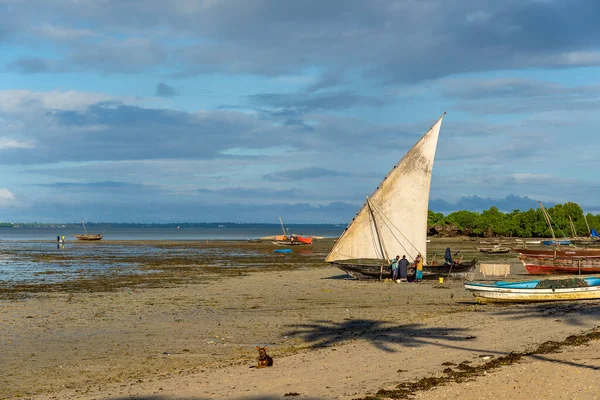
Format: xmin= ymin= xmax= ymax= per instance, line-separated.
xmin=0 ymin=226 xmax=343 ymax=241
xmin=0 ymin=226 xmax=344 ymax=286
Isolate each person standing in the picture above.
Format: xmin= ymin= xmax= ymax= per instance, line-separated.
xmin=414 ymin=253 xmax=423 ymax=282
xmin=398 ymin=255 xmax=409 ymax=282
xmin=390 ymin=255 xmax=400 ymax=281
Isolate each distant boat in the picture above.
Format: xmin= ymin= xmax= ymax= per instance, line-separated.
xmin=542 ymin=239 xmax=571 ymax=246
xmin=71 ymin=219 xmax=103 ymax=241
xmin=271 ymin=217 xmax=313 ymax=246
xmin=464 ymin=276 xmax=600 ymax=303
xmin=478 ymin=246 xmax=510 ymax=254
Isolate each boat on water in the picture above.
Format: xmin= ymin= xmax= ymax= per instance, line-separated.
xmin=464 ymin=276 xmax=600 ymax=303
xmin=271 ymin=217 xmax=313 ymax=246
xmin=324 ymin=113 xmax=477 ymax=281
xmin=71 ymin=219 xmax=103 ymax=241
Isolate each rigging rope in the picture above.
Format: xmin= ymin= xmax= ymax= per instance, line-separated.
xmin=368 ymin=200 xmax=422 ymax=260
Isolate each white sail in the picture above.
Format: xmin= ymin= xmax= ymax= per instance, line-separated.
xmin=325 ymin=113 xmax=444 ymax=265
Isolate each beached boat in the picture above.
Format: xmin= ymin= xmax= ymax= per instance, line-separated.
xmin=542 ymin=239 xmax=571 ymax=246
xmin=478 ymin=246 xmax=510 ymax=254
xmin=513 ymin=202 xmax=600 ymax=275
xmin=71 ymin=219 xmax=103 ymax=241
xmin=271 ymin=217 xmax=313 ymax=246
xmin=515 ymin=248 xmax=600 ymax=275
xmin=336 ymin=259 xmax=477 ymax=281
xmin=464 ymin=276 xmax=600 ymax=303
xmin=325 ymin=113 xmax=475 ymax=281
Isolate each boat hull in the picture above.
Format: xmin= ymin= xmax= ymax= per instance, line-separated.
xmin=515 ymin=248 xmax=600 ymax=275
xmin=333 ymin=259 xmax=477 ymax=281
xmin=464 ymin=277 xmax=600 ymax=303
xmin=71 ymin=234 xmax=103 ymax=241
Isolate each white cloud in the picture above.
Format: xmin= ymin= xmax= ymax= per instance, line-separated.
xmin=0 ymin=188 xmax=16 ymax=206
xmin=0 ymin=138 xmax=35 ymax=149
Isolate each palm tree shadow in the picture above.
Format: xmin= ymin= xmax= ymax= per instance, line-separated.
xmin=283 ymin=319 xmax=474 ymax=352
xmin=484 ymin=300 xmax=600 ymax=327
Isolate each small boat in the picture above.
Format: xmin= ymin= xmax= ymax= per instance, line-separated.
xmin=479 ymin=240 xmax=501 ymax=245
xmin=71 ymin=219 xmax=103 ymax=241
xmin=273 ymin=248 xmax=292 ymax=254
xmin=271 ymin=217 xmax=313 ymax=246
xmin=464 ymin=276 xmax=600 ymax=303
xmin=478 ymin=247 xmax=510 ymax=254
xmin=542 ymin=239 xmax=571 ymax=246
xmin=525 ymin=240 xmax=541 ymax=244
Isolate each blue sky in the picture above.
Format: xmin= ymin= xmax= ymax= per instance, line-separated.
xmin=1 ymin=0 xmax=600 ymax=223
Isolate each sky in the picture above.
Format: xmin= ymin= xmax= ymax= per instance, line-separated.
xmin=1 ymin=0 xmax=600 ymax=223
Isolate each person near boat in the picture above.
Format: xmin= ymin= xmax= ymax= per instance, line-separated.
xmin=398 ymin=255 xmax=409 ymax=282
xmin=444 ymin=247 xmax=453 ymax=266
xmin=414 ymin=253 xmax=423 ymax=282
xmin=390 ymin=255 xmax=400 ymax=280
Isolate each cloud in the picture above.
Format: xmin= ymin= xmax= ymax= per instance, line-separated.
xmin=0 ymin=188 xmax=17 ymax=206
xmin=429 ymin=194 xmax=547 ymax=214
xmin=264 ymin=167 xmax=347 ymax=182
xmin=248 ymin=91 xmax=386 ymax=113
xmin=34 ymin=181 xmax=151 ymax=190
xmin=0 ymin=139 xmax=35 ymax=149
xmin=5 ymin=0 xmax=600 ymax=82
xmin=156 ymin=82 xmax=177 ymax=97
xmin=197 ymin=186 xmax=304 ymax=199
xmin=6 ymin=57 xmax=68 ymax=74
xmin=440 ymin=77 xmax=600 ymax=115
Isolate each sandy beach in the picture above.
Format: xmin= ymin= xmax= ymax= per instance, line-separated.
xmin=1 ymin=239 xmax=599 ymax=399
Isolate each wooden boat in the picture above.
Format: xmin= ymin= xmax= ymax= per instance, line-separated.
xmin=335 ymin=259 xmax=477 ymax=281
xmin=542 ymin=239 xmax=570 ymax=246
xmin=514 ymin=248 xmax=600 ymax=275
xmin=478 ymin=247 xmax=510 ymax=254
xmin=270 ymin=217 xmax=313 ymax=246
xmin=464 ymin=276 xmax=600 ymax=303
xmin=71 ymin=219 xmax=103 ymax=241
xmin=513 ymin=202 xmax=600 ymax=275
xmin=325 ymin=114 xmax=463 ymax=281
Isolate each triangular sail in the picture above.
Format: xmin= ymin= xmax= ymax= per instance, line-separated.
xmin=325 ymin=113 xmax=444 ymax=265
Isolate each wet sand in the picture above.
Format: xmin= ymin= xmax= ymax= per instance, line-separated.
xmin=1 ymin=238 xmax=599 ymax=399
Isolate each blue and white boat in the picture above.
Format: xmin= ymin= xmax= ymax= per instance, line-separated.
xmin=542 ymin=239 xmax=571 ymax=246
xmin=464 ymin=276 xmax=600 ymax=303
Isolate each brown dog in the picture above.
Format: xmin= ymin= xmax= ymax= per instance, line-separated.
xmin=253 ymin=346 xmax=273 ymax=368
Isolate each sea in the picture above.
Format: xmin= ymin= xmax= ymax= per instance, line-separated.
xmin=0 ymin=226 xmax=345 ymax=286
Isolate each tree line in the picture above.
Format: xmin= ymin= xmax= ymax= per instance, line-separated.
xmin=428 ymin=202 xmax=599 ymax=238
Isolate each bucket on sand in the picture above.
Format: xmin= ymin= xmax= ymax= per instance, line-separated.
xmin=438 ymin=277 xmax=444 ymax=284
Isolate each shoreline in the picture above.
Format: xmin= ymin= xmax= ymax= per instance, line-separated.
xmin=2 ymin=261 xmax=599 ymax=399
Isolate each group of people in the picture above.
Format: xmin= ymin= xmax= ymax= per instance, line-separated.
xmin=390 ymin=253 xmax=423 ymax=283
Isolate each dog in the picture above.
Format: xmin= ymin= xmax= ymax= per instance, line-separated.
xmin=250 ymin=346 xmax=273 ymax=368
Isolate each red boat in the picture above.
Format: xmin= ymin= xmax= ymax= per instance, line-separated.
xmin=515 ymin=248 xmax=600 ymax=275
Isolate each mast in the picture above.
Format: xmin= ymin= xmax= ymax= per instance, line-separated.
xmin=82 ymin=218 xmax=88 ymax=235
xmin=366 ymin=196 xmax=389 ymax=262
xmin=583 ymin=212 xmax=591 ymax=235
xmin=539 ymin=202 xmax=556 ymax=241
xmin=278 ymin=216 xmax=286 ymax=236
xmin=568 ymin=216 xmax=577 ymax=238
